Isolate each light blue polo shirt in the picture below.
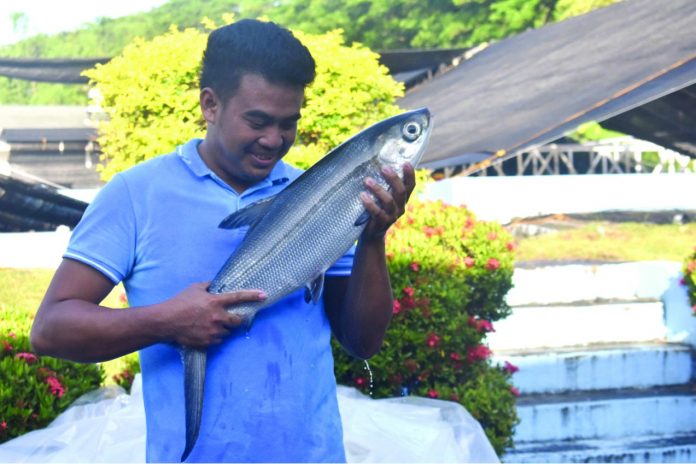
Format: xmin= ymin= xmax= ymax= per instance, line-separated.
xmin=65 ymin=139 xmax=352 ymax=462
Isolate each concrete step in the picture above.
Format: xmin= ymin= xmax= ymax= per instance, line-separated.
xmin=514 ymin=387 xmax=696 ymax=442
xmin=507 ymin=261 xmax=681 ymax=307
xmin=494 ymin=343 xmax=694 ymax=394
xmin=505 ymin=432 xmax=696 ymax=463
xmin=487 ymin=301 xmax=666 ymax=351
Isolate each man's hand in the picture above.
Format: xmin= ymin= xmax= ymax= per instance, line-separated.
xmin=30 ymin=259 xmax=267 ymax=362
xmin=359 ymin=163 xmax=416 ymax=241
xmin=164 ymin=282 xmax=267 ymax=348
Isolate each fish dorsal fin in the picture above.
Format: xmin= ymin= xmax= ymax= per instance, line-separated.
xmin=218 ymin=195 xmax=277 ymax=230
xmin=304 ymin=273 xmax=325 ymax=305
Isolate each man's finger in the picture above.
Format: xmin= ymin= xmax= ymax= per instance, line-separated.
xmin=364 ymin=177 xmax=398 ymax=215
xmin=223 ymin=313 xmax=243 ymax=329
xmin=402 ymin=163 xmax=416 ymax=199
xmin=213 ymin=289 xmax=268 ymax=306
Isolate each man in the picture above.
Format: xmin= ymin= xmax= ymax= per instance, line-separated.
xmin=30 ymin=19 xmax=415 ymax=462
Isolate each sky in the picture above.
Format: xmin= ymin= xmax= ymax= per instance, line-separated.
xmin=0 ymin=0 xmax=171 ymax=46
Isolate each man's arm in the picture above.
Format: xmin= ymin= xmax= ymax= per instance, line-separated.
xmin=324 ymin=164 xmax=415 ymax=359
xmin=30 ymin=258 xmax=266 ymax=363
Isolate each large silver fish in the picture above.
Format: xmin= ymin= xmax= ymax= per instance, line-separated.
xmin=180 ymin=107 xmax=432 ymax=461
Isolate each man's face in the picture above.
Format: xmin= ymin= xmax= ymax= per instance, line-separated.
xmin=200 ymin=73 xmax=304 ymax=193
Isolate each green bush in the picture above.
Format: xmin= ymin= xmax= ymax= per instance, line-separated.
xmin=333 ymin=199 xmax=519 ymax=455
xmin=84 ymin=20 xmax=403 ymax=179
xmin=0 ymin=332 xmax=103 ymax=443
xmin=683 ymin=247 xmax=696 ymax=316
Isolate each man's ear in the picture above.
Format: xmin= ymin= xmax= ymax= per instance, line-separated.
xmin=200 ymin=87 xmax=220 ymax=124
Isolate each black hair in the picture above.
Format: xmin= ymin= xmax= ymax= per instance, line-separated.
xmin=200 ymin=19 xmax=316 ymax=103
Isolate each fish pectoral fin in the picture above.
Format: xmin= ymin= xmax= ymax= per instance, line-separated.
xmin=218 ymin=195 xmax=277 ymax=230
xmin=180 ymin=347 xmax=208 ymax=462
xmin=304 ymin=273 xmax=325 ymax=304
xmin=354 ymin=210 xmax=371 ymax=226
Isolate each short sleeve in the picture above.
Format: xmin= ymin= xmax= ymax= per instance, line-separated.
xmin=63 ymin=175 xmax=136 ymax=284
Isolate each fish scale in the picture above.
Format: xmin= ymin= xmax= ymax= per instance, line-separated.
xmin=212 ymin=162 xmax=379 ymax=313
xmin=179 ymin=108 xmax=432 ymax=461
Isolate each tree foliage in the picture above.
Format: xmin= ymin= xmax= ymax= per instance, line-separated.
xmin=0 ymin=0 xmax=619 ymax=105
xmin=83 ymin=21 xmax=403 ymax=180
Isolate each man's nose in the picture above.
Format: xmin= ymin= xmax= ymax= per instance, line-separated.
xmin=258 ymin=126 xmax=284 ymax=149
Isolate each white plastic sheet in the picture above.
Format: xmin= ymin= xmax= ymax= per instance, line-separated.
xmin=0 ymin=375 xmax=499 ymax=463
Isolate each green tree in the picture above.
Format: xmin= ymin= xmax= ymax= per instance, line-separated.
xmin=268 ymin=0 xmax=618 ymax=49
xmin=0 ymin=0 xmax=620 ymax=105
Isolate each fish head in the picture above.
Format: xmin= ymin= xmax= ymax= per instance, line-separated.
xmin=375 ymin=107 xmax=432 ymax=175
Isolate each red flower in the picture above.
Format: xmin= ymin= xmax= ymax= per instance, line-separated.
xmin=427 ymin=389 xmax=439 ymax=398
xmin=15 ymin=352 xmax=38 ymax=364
xmin=688 ymin=261 xmax=696 ymax=273
xmin=410 ymin=261 xmax=420 ymax=272
xmin=692 ymin=304 xmax=696 ymax=315
xmin=392 ymin=300 xmax=402 ymax=315
xmin=467 ymin=345 xmax=492 ymax=363
xmin=449 ymin=352 xmax=461 ymax=361
xmin=506 ymin=241 xmax=517 ymax=251
xmin=487 ymin=232 xmax=498 ymax=241
xmin=468 ymin=316 xmax=494 ymax=333
xmin=464 ymin=256 xmax=475 ymax=268
xmin=478 ymin=319 xmax=495 ymax=333
xmin=465 ymin=217 xmax=475 ymax=228
xmin=46 ymin=376 xmax=65 ymax=398
xmin=0 ymin=421 xmax=6 ymax=430
xmin=503 ymin=361 xmax=519 ymax=374
xmin=403 ymin=287 xmax=415 ymax=297
xmin=406 ymin=216 xmax=415 ymax=225
xmin=2 ymin=341 xmax=13 ymax=353
xmin=7 ymin=332 xmax=16 ymax=339
xmin=426 ymin=333 xmax=441 ymax=348
xmin=404 ymin=359 xmax=418 ymax=373
xmin=510 ymin=386 xmax=521 ymax=397
xmin=486 ymin=258 xmax=500 ymax=271
xmin=355 ymin=377 xmax=367 ymax=387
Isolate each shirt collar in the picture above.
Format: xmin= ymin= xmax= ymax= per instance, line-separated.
xmin=177 ymin=138 xmax=291 ymax=193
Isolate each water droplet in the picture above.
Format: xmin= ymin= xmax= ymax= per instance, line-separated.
xmin=363 ymin=360 xmax=374 ymax=397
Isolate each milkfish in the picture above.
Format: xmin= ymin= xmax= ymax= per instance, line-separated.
xmin=180 ymin=107 xmax=432 ymax=461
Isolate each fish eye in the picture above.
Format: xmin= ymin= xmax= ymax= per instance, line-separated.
xmin=402 ymin=121 xmax=422 ymax=141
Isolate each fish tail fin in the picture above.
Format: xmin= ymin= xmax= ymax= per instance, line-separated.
xmin=181 ymin=347 xmax=207 ymax=462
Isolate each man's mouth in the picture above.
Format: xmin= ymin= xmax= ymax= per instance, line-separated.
xmin=250 ymin=152 xmax=276 ymax=167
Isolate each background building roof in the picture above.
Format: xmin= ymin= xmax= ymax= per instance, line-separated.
xmin=398 ymin=0 xmax=696 ymax=170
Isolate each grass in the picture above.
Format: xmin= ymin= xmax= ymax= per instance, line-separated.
xmin=513 ymin=221 xmax=696 ymax=264
xmin=0 ymin=267 xmax=136 ymax=386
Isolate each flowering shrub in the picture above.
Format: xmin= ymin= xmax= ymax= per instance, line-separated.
xmin=333 ymin=199 xmax=518 ymax=455
xmin=0 ymin=332 xmax=103 ymax=444
xmin=682 ymin=246 xmax=696 ymax=316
